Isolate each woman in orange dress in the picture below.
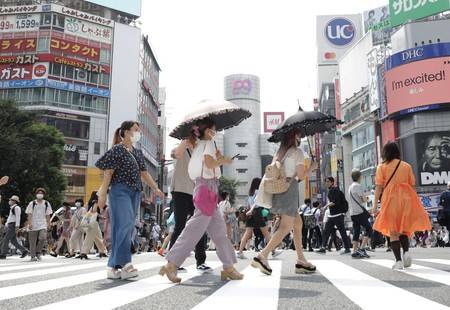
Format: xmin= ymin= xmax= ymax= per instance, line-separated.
xmin=372 ymin=142 xmax=431 ymax=270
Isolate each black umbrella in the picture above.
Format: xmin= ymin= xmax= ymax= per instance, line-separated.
xmin=268 ymin=107 xmax=343 ymax=158
xmin=169 ymin=99 xmax=252 ymax=140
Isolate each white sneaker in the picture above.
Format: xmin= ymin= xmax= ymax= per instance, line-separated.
xmin=107 ymin=269 xmax=121 ymax=279
xmin=121 ymin=263 xmax=138 ymax=280
xmin=237 ymin=252 xmax=247 ymax=259
xmin=392 ymin=260 xmax=404 ymax=270
xmin=403 ymin=251 xmax=412 ymax=268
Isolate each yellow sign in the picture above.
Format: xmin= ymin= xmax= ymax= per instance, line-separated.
xmin=85 ymin=167 xmax=104 ymax=203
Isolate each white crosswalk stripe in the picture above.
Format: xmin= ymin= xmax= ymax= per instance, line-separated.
xmin=30 ymin=262 xmax=222 ymax=310
xmin=311 ymin=260 xmax=449 ymax=310
xmin=0 ymin=263 xmax=59 ymax=273
xmin=0 ymin=257 xmax=448 ymax=309
xmin=365 ymin=259 xmax=450 ymax=286
xmin=192 ymin=261 xmax=282 ymax=310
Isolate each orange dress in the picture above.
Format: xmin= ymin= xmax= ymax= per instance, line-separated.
xmin=373 ymin=159 xmax=431 ymax=238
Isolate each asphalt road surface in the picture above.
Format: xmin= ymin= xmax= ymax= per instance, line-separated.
xmin=0 ymin=247 xmax=449 ymax=310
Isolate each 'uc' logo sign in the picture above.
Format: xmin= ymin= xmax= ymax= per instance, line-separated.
xmin=325 ymin=18 xmax=356 ymax=47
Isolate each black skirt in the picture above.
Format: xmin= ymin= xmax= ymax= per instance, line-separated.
xmin=246 ymin=207 xmax=267 ymax=228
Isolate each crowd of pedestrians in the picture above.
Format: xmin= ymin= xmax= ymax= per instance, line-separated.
xmin=1 ymin=113 xmax=449 ymax=282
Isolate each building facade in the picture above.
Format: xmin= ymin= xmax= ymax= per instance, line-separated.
xmin=223 ymin=74 xmax=262 ymax=204
xmin=0 ymin=1 xmax=162 ymax=211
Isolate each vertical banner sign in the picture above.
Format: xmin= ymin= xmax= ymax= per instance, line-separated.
xmin=368 ymin=48 xmax=381 ymax=112
xmin=389 ymin=0 xmax=450 ymax=27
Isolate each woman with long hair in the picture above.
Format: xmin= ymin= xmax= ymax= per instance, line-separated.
xmin=252 ymin=129 xmax=317 ymax=275
xmin=159 ymin=118 xmax=243 ymax=283
xmin=96 ymin=121 xmax=164 ymax=279
xmin=237 ymin=177 xmax=274 ymax=259
xmin=372 ymin=142 xmax=431 ymax=269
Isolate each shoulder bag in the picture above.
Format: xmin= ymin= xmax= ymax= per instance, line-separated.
xmin=192 ymin=144 xmax=218 ymax=216
xmin=379 ymin=160 xmax=401 ymax=202
xmin=350 ymin=189 xmax=371 ymax=220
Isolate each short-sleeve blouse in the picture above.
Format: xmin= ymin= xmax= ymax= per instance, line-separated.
xmin=95 ymin=143 xmax=146 ymax=191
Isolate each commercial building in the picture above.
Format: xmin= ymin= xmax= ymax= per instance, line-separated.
xmin=0 ymin=1 xmax=163 ymax=214
xmin=315 ymin=14 xmax=363 ymax=196
xmin=381 ymin=18 xmax=450 ymax=213
xmin=223 ymin=74 xmax=262 ymax=204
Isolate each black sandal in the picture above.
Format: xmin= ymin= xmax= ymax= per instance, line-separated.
xmin=251 ymin=257 xmax=272 ymax=275
xmin=295 ymin=262 xmax=316 ymax=274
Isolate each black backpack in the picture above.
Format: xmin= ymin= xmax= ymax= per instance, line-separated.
xmin=339 ymin=190 xmax=349 ymax=213
xmin=11 ymin=205 xmax=27 ymax=228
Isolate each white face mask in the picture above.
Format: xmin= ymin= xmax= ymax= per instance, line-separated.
xmin=36 ymin=194 xmax=44 ymax=200
xmin=131 ymin=132 xmax=141 ymax=144
xmin=75 ymin=202 xmax=81 ymax=207
xmin=8 ymin=200 xmax=15 ymax=206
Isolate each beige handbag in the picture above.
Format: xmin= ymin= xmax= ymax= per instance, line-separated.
xmin=263 ymin=150 xmax=291 ymax=194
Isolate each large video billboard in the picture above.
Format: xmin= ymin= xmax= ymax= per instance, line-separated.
xmin=385 ymin=56 xmax=450 ymax=115
xmin=416 ymin=131 xmax=450 ymax=186
xmin=363 ymin=5 xmax=392 ymax=45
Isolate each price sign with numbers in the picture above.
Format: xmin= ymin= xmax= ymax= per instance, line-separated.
xmin=0 ymin=14 xmax=40 ymax=32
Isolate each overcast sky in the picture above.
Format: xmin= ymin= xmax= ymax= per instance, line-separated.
xmin=139 ymin=0 xmax=387 ymax=155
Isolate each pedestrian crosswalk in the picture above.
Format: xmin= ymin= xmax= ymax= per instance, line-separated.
xmin=0 ymin=254 xmax=448 ymax=310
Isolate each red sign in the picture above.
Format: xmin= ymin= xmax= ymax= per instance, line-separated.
xmin=0 ymin=64 xmax=32 ymax=80
xmin=33 ymin=64 xmax=47 ymax=78
xmin=263 ymin=112 xmax=285 ymax=133
xmin=38 ymin=54 xmax=110 ymax=74
xmin=0 ymin=54 xmax=38 ymax=65
xmin=50 ymin=38 xmax=100 ymax=61
xmin=0 ymin=38 xmax=36 ymax=53
xmin=385 ymin=57 xmax=450 ymax=115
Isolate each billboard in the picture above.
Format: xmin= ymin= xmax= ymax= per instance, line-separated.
xmin=0 ymin=38 xmax=36 ymax=53
xmin=50 ymin=38 xmax=100 ymax=61
xmin=316 ymin=14 xmax=362 ymax=65
xmin=386 ymin=42 xmax=450 ymax=70
xmin=385 ymin=56 xmax=450 ymax=115
xmin=0 ymin=62 xmax=48 ymax=80
xmin=389 ymin=0 xmax=450 ymax=27
xmin=363 ymin=5 xmax=392 ymax=45
xmin=0 ymin=13 xmax=41 ymax=32
xmin=86 ymin=0 xmax=141 ymax=17
xmin=64 ymin=17 xmax=113 ymax=44
xmin=368 ymin=47 xmax=388 ymax=112
xmin=263 ymin=112 xmax=285 ymax=133
xmin=416 ymin=131 xmax=450 ymax=186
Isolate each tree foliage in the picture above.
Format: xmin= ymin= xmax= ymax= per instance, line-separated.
xmin=0 ymin=100 xmax=67 ymax=215
xmin=218 ymin=176 xmax=239 ymax=205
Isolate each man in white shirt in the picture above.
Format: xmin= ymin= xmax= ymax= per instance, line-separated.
xmin=0 ymin=195 xmax=29 ymax=259
xmin=26 ymin=188 xmax=52 ymax=261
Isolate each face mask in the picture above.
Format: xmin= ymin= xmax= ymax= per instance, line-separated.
xmin=36 ymin=194 xmax=44 ymax=200
xmin=208 ymin=129 xmax=216 ymax=139
xmin=8 ymin=200 xmax=14 ymax=206
xmin=131 ymin=132 xmax=141 ymax=144
xmin=75 ymin=202 xmax=81 ymax=207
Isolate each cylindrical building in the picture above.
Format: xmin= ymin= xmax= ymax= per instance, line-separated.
xmin=223 ymin=74 xmax=262 ymax=204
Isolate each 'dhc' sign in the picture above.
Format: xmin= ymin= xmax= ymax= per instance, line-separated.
xmin=325 ymin=18 xmax=356 ymax=47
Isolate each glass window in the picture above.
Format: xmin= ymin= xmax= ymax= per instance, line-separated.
xmin=37 ymin=37 xmax=49 ymax=52
xmin=45 ymin=88 xmax=55 ymax=102
xmin=65 ymin=66 xmax=74 ymax=79
xmin=90 ymin=72 xmax=99 ymax=84
xmin=84 ymin=94 xmax=92 ymax=109
xmin=52 ymin=13 xmax=65 ymax=29
xmin=51 ymin=63 xmax=62 ymax=76
xmin=94 ymin=142 xmax=100 ymax=155
xmin=99 ymin=49 xmax=110 ymax=63
xmin=40 ymin=13 xmax=52 ymax=26
xmin=32 ymin=88 xmax=43 ymax=102
xmin=72 ymin=92 xmax=81 ymax=106
xmin=100 ymin=73 xmax=110 ymax=86
xmin=60 ymin=90 xmax=69 ymax=104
